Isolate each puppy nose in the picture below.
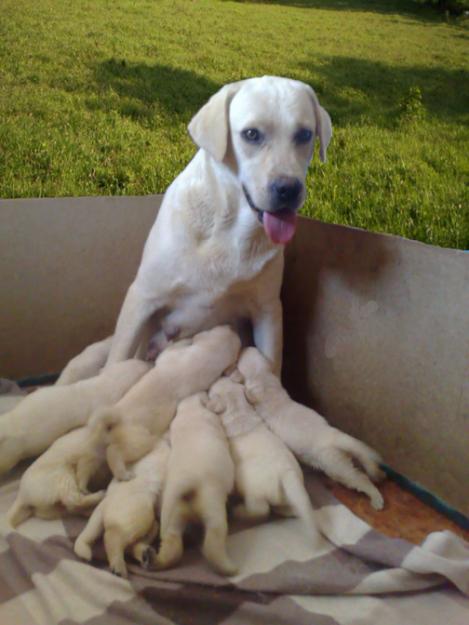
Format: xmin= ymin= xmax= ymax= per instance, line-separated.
xmin=269 ymin=176 xmax=303 ymax=210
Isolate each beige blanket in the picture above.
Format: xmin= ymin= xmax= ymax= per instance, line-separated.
xmin=1 ymin=390 xmax=468 ymax=625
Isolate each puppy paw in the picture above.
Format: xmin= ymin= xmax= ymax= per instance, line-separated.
xmin=370 ymin=489 xmax=385 ymax=511
xmin=110 ymin=560 xmax=128 ymax=578
xmin=205 ymin=395 xmax=225 ymax=415
xmin=114 ymin=471 xmax=132 ymax=482
xmin=74 ymin=540 xmax=92 ymax=561
xmin=244 ymin=382 xmax=264 ymax=404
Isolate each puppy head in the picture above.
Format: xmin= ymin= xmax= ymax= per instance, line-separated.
xmin=237 ymin=347 xmax=272 ymax=381
xmin=188 ymin=76 xmax=332 ymax=245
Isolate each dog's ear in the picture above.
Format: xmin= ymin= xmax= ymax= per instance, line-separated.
xmin=306 ymin=86 xmax=332 ymax=163
xmin=188 ymin=81 xmax=246 ymax=162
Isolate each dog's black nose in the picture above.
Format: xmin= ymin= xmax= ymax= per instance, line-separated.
xmin=269 ymin=176 xmax=303 ymax=211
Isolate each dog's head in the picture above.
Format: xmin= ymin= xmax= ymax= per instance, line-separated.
xmin=188 ymin=76 xmax=332 ymax=245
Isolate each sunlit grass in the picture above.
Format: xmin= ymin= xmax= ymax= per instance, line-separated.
xmin=0 ymin=0 xmax=467 ymax=247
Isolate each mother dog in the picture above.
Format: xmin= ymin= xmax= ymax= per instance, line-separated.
xmin=60 ymin=76 xmax=332 ymax=380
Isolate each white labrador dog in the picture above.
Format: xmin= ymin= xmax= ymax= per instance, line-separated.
xmin=154 ymin=392 xmax=236 ymax=576
xmin=0 ymin=359 xmax=150 ymax=476
xmin=237 ymin=348 xmax=385 ymax=510
xmin=74 ymin=435 xmax=170 ymax=578
xmin=207 ymin=377 xmax=319 ymax=539
xmin=62 ymin=76 xmax=331 ymax=377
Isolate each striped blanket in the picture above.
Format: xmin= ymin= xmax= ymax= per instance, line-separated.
xmin=1 ymin=387 xmax=468 ymax=625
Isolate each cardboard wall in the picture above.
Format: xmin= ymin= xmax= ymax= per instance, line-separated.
xmin=0 ymin=195 xmax=467 ymax=513
xmin=282 ymin=220 xmax=469 ymax=514
xmin=0 ymin=196 xmax=160 ymax=378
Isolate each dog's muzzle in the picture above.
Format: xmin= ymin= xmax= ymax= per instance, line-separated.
xmin=242 ymin=183 xmax=299 ymax=245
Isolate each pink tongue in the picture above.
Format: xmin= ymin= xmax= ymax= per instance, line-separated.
xmin=263 ymin=211 xmax=297 ymax=244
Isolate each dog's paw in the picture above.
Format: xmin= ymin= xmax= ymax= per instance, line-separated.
xmin=109 ymin=560 xmax=128 ymax=578
xmin=205 ymin=395 xmax=225 ymax=415
xmin=114 ymin=471 xmax=132 ymax=482
xmin=370 ymin=489 xmax=385 ymax=511
xmin=244 ymin=382 xmax=264 ymax=404
xmin=74 ymin=540 xmax=92 ymax=561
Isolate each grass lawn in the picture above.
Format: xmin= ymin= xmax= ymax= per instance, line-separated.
xmin=0 ymin=0 xmax=468 ymax=248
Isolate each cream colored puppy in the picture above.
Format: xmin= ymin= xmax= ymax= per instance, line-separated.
xmin=237 ymin=348 xmax=385 ymax=510
xmin=0 ymin=359 xmax=151 ymax=476
xmin=74 ymin=435 xmax=170 ymax=578
xmin=154 ymin=392 xmax=236 ymax=576
xmin=7 ymin=410 xmax=120 ymax=527
xmin=207 ymin=377 xmax=318 ymax=537
xmin=55 ymin=336 xmax=113 ymax=385
xmin=95 ymin=326 xmax=241 ymax=481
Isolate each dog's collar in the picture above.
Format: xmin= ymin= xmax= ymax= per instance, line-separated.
xmin=242 ymin=185 xmax=264 ymax=224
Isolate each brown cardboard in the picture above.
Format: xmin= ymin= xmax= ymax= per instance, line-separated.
xmin=282 ymin=220 xmax=469 ymax=514
xmin=0 ymin=195 xmax=467 ymax=512
xmin=0 ymin=195 xmax=160 ymax=377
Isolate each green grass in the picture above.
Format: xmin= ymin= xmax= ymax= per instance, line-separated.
xmin=0 ymin=0 xmax=468 ymax=248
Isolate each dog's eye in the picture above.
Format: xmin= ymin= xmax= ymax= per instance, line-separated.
xmin=241 ymin=128 xmax=263 ymax=144
xmin=294 ymin=128 xmax=313 ymax=144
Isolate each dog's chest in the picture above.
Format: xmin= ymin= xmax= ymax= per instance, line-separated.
xmin=189 ymin=234 xmax=277 ymax=287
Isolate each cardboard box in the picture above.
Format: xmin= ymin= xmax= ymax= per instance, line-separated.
xmin=1 ymin=195 xmax=467 ymax=514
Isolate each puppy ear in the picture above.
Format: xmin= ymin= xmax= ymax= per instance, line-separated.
xmin=306 ymin=86 xmax=332 ymax=163
xmin=188 ymin=81 xmax=246 ymax=162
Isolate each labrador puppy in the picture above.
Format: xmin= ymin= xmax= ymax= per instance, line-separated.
xmin=0 ymin=359 xmax=151 ymax=476
xmin=207 ymin=377 xmax=319 ymax=539
xmin=153 ymin=392 xmax=236 ymax=576
xmin=7 ymin=410 xmax=121 ymax=527
xmin=74 ymin=435 xmax=170 ymax=578
xmin=63 ymin=77 xmax=331 ymax=378
xmin=56 ymin=336 xmax=113 ymax=385
xmin=237 ymin=348 xmax=385 ymax=510
xmin=94 ymin=326 xmax=241 ymax=481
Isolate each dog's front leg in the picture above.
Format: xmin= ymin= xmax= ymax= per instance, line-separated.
xmin=252 ymin=299 xmax=283 ymax=376
xmin=107 ymin=282 xmax=160 ymax=364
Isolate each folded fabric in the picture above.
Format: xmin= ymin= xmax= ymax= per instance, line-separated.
xmin=0 ymin=387 xmax=467 ymax=625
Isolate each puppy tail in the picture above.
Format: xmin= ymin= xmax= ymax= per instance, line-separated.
xmin=281 ymin=470 xmax=319 ymax=539
xmin=8 ymin=497 xmax=32 ymax=528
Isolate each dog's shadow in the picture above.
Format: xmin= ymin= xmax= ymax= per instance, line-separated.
xmin=90 ymin=61 xmax=222 ymax=124
xmin=224 ymin=0 xmax=441 ymax=22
